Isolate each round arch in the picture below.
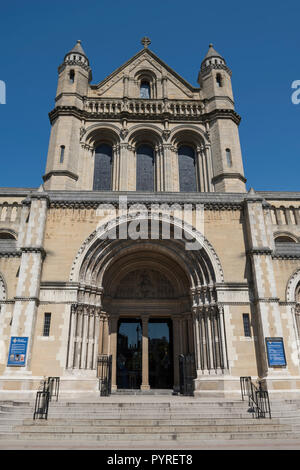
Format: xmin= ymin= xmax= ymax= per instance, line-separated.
xmin=287 ymin=268 xmax=300 ymax=303
xmin=70 ymin=213 xmax=224 ymax=288
xmin=81 ymin=123 xmax=121 ymax=149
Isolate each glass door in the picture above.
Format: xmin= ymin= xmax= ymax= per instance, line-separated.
xmin=148 ymin=318 xmax=173 ymax=389
xmin=117 ymin=319 xmax=142 ymax=389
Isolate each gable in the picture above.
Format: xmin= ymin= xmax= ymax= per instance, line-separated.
xmin=89 ymin=48 xmax=199 ymax=100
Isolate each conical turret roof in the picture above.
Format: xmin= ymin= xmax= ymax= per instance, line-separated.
xmin=64 ymin=40 xmax=89 ymax=64
xmin=69 ymin=40 xmax=87 ymax=57
xmin=203 ymin=43 xmax=225 ymax=62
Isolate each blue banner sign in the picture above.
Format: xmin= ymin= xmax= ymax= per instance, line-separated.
xmin=266 ymin=337 xmax=286 ymax=367
xmin=7 ymin=337 xmax=28 ymax=366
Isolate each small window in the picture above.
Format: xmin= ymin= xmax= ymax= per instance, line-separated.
xmin=243 ymin=314 xmax=251 ymax=337
xmin=59 ymin=145 xmax=65 ymax=163
xmin=43 ymin=313 xmax=51 ymax=337
xmin=216 ymin=73 xmax=223 ymax=87
xmin=140 ymin=81 xmax=151 ymax=99
xmin=226 ymin=148 xmax=232 ymax=167
xmin=69 ymin=70 xmax=75 ymax=83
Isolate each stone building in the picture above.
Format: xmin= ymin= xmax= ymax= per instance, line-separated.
xmin=0 ymin=38 xmax=300 ymax=398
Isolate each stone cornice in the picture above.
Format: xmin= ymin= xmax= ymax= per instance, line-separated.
xmin=247 ymin=247 xmax=273 ymax=256
xmin=46 ymin=191 xmax=246 ymax=210
xmin=0 ymin=251 xmax=21 ymax=258
xmin=42 ymin=170 xmax=79 ymax=183
xmin=272 ymin=253 xmax=300 ymax=260
xmin=20 ymin=246 xmax=46 ymax=258
xmin=212 ymin=172 xmax=247 ymax=185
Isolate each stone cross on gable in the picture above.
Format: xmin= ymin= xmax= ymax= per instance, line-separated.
xmin=141 ymin=37 xmax=151 ymax=48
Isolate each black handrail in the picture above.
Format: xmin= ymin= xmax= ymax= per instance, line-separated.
xmin=33 ymin=376 xmax=60 ymax=419
xmin=179 ymin=354 xmax=196 ymax=396
xmin=240 ymin=376 xmax=271 ymax=419
xmin=98 ymin=355 xmax=112 ymax=396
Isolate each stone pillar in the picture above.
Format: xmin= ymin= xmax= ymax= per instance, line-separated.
xmin=109 ymin=315 xmax=118 ymax=391
xmin=173 ymin=316 xmax=181 ymax=391
xmin=162 ymin=76 xmax=168 ymax=99
xmin=162 ymin=144 xmax=174 ymax=192
xmin=141 ymin=316 xmax=150 ymax=391
xmin=112 ymin=144 xmax=121 ymax=191
xmin=118 ymin=143 xmax=130 ymax=191
xmin=205 ymin=144 xmax=214 ymax=192
xmin=6 ymin=191 xmax=48 ymax=374
xmin=244 ymin=189 xmax=292 ymax=392
xmin=196 ymin=147 xmax=205 ymax=192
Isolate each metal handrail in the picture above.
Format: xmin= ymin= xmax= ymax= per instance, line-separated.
xmin=98 ymin=355 xmax=112 ymax=397
xmin=240 ymin=376 xmax=271 ymax=419
xmin=33 ymin=376 xmax=60 ymax=419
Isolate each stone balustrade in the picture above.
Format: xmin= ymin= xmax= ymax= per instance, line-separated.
xmin=84 ymin=98 xmax=204 ymax=118
xmin=270 ymin=205 xmax=300 ymax=226
xmin=0 ymin=203 xmax=22 ymax=224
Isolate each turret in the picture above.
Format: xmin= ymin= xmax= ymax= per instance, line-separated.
xmin=198 ymin=44 xmax=246 ymax=192
xmin=56 ymin=40 xmax=92 ymax=108
xmin=43 ymin=41 xmax=92 ymax=190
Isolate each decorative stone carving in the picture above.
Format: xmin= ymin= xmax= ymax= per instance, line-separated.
xmin=115 ymin=269 xmax=175 ymax=299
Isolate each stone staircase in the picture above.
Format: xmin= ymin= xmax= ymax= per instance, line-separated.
xmin=1 ymin=396 xmax=300 ymax=449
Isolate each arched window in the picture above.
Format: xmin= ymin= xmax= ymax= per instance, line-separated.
xmin=59 ymin=145 xmax=65 ymax=163
xmin=0 ymin=232 xmax=15 ymax=240
xmin=93 ymin=144 xmax=113 ymax=190
xmin=226 ymin=148 xmax=232 ymax=167
xmin=140 ymin=81 xmax=151 ymax=99
xmin=136 ymin=144 xmax=154 ymax=191
xmin=275 ymin=235 xmax=297 ymax=243
xmin=69 ymin=70 xmax=75 ymax=83
xmin=216 ymin=73 xmax=223 ymax=87
xmin=295 ymin=282 xmax=300 ymax=338
xmin=178 ymin=145 xmax=197 ymax=192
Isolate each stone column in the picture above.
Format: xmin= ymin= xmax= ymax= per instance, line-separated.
xmin=109 ymin=315 xmax=119 ymax=391
xmin=205 ymin=144 xmax=214 ymax=192
xmin=141 ymin=316 xmax=150 ymax=391
xmin=66 ymin=304 xmax=77 ymax=368
xmin=173 ymin=316 xmax=181 ymax=391
xmin=196 ymin=147 xmax=204 ymax=192
xmin=162 ymin=144 xmax=174 ymax=192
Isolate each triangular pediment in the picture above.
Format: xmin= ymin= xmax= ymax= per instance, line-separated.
xmin=90 ymin=48 xmax=199 ymax=99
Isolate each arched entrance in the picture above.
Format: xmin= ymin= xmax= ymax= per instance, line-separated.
xmin=101 ymin=249 xmax=191 ymax=391
xmin=66 ymin=216 xmax=228 ymax=393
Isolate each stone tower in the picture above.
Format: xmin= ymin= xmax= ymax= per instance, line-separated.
xmin=43 ymin=41 xmax=92 ymax=190
xmin=198 ymin=44 xmax=246 ymax=192
xmin=43 ymin=39 xmax=246 ymax=194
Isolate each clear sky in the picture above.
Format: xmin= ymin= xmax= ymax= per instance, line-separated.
xmin=0 ymin=0 xmax=299 ymax=191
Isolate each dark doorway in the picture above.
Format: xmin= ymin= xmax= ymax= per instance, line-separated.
xmin=117 ymin=319 xmax=142 ymax=389
xmin=149 ymin=318 xmax=173 ymax=389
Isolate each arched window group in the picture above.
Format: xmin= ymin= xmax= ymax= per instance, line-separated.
xmin=92 ymin=138 xmax=208 ymax=193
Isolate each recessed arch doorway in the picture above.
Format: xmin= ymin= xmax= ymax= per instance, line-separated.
xmin=102 ymin=250 xmax=192 ymax=391
xmin=66 ymin=216 xmax=228 ymax=393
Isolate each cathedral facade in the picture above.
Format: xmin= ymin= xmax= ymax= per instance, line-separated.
xmin=0 ymin=38 xmax=300 ymax=398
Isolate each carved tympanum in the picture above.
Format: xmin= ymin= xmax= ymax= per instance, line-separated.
xmin=115 ymin=269 xmax=175 ymax=299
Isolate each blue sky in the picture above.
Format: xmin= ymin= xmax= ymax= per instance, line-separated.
xmin=0 ymin=0 xmax=299 ymax=191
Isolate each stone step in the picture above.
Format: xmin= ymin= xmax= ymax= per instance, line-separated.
xmin=22 ymin=417 xmax=281 ymax=426
xmin=2 ymin=431 xmax=300 ymax=442
xmin=15 ymin=423 xmax=291 ymax=433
